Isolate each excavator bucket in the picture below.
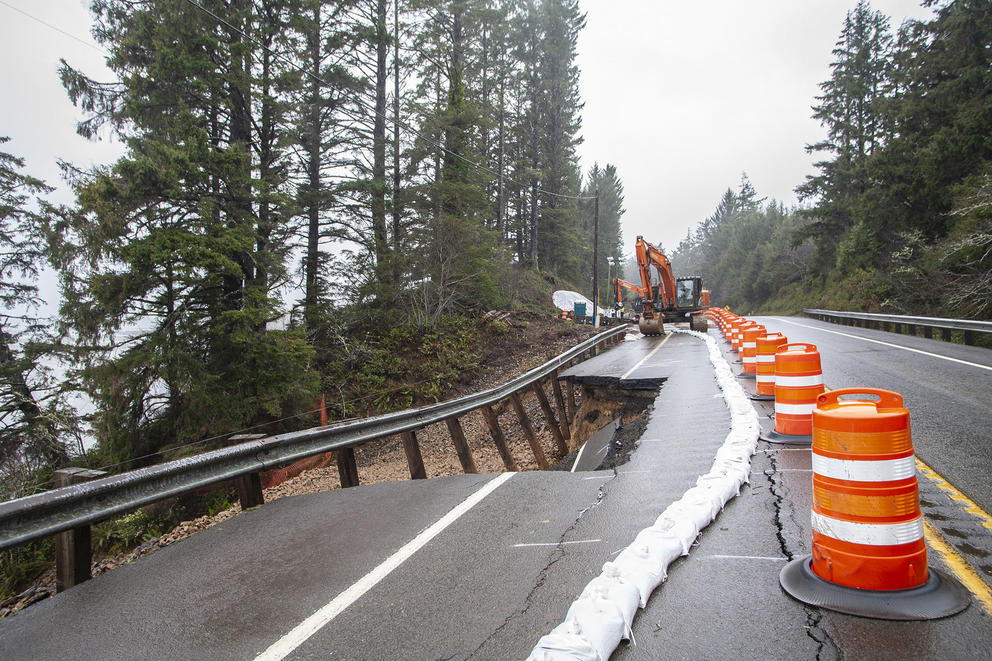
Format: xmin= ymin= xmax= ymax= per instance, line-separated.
xmin=638 ymin=315 xmax=664 ymax=335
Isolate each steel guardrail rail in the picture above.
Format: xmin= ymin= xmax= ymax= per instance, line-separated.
xmin=803 ymin=309 xmax=992 ymax=334
xmin=0 ymin=324 xmax=630 ymax=551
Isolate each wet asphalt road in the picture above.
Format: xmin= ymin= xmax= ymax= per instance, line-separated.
xmin=0 ymin=320 xmax=990 ymax=659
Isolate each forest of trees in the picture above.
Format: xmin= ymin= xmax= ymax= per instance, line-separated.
xmin=673 ymin=0 xmax=992 ymax=319
xmin=0 ymin=0 xmax=627 ymax=500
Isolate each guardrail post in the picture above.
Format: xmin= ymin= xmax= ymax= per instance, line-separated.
xmin=336 ymin=448 xmax=359 ymax=488
xmin=965 ymin=330 xmax=976 ymax=346
xmin=550 ymin=371 xmax=571 ymax=442
xmin=235 ymin=473 xmax=264 ymax=510
xmin=509 ymin=391 xmax=549 ymax=470
xmin=941 ymin=328 xmax=951 ymax=342
xmin=480 ymin=405 xmax=518 ymax=472
xmin=532 ymin=381 xmax=568 ymax=455
xmin=445 ymin=416 xmax=478 ymax=474
xmin=54 ymin=468 xmax=107 ymax=593
xmin=401 ymin=430 xmax=427 ymax=479
xmin=924 ymin=326 xmax=933 ymax=339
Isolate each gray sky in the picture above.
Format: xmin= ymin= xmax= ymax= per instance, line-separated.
xmin=0 ymin=0 xmax=936 ymax=278
xmin=576 ymin=0 xmax=934 ymax=254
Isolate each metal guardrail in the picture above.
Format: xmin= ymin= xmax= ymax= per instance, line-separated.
xmin=803 ymin=309 xmax=991 ymax=344
xmin=0 ymin=324 xmax=629 ymax=553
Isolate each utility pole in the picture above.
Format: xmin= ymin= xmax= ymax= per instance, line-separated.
xmin=592 ymin=189 xmax=600 ymax=328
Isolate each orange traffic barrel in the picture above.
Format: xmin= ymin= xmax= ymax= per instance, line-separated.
xmin=739 ymin=324 xmax=766 ymax=378
xmin=759 ymin=343 xmax=823 ymax=444
xmin=780 ymin=389 xmax=969 ymax=620
xmin=701 ymin=290 xmax=711 ymax=307
xmin=751 ymin=332 xmax=787 ymax=401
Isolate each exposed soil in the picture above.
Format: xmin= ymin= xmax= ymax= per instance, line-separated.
xmin=1 ymin=312 xmax=608 ymax=620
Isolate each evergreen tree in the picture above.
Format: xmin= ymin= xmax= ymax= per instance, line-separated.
xmin=56 ymin=0 xmax=317 ymax=465
xmin=0 ymin=139 xmax=76 ymax=492
xmin=796 ymin=0 xmax=893 ymax=267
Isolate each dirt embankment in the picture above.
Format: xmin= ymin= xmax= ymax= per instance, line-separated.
xmin=2 ymin=313 xmax=610 ymax=619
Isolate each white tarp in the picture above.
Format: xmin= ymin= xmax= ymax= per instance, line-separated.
xmin=552 ymin=290 xmax=609 ymax=317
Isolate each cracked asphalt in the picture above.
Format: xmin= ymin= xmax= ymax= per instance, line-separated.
xmin=2 ymin=325 xmax=990 ymax=660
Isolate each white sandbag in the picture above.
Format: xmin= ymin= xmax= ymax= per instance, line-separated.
xmin=580 ymin=574 xmax=641 ymax=634
xmin=696 ymin=473 xmax=742 ymax=507
xmin=526 ymin=630 xmax=601 ymax=661
xmin=631 ymin=527 xmax=685 ymax=568
xmin=665 ymin=495 xmax=716 ymax=531
xmin=605 ymin=547 xmax=668 ymax=607
xmin=651 ymin=513 xmax=698 ymax=553
xmin=564 ymin=596 xmax=628 ymax=658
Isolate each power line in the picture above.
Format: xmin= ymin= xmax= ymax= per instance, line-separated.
xmin=182 ymin=0 xmax=596 ymax=201
xmin=0 ymin=0 xmax=110 ymax=57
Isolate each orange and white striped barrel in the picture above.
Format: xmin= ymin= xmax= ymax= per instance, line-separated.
xmin=810 ymin=389 xmax=927 ymax=590
xmin=732 ymin=320 xmax=754 ymax=354
xmin=773 ymin=343 xmax=824 ymax=436
xmin=718 ymin=312 xmax=736 ymax=341
xmin=756 ymin=332 xmax=787 ymax=396
xmin=740 ymin=325 xmax=766 ymax=375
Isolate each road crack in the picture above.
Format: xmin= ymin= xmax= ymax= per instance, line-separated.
xmin=466 ymin=470 xmax=620 ymax=659
xmin=765 ymin=450 xmax=843 ymax=660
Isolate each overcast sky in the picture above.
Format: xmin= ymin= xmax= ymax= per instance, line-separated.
xmin=0 ymin=0 xmax=936 ymax=272
xmin=575 ymin=0 xmax=935 ymax=253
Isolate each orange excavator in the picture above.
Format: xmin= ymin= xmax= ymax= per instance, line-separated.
xmin=611 ymin=236 xmax=709 ymax=335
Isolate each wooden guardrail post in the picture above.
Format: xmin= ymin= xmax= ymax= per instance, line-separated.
xmin=54 ymin=468 xmax=107 ymax=592
xmin=550 ymin=371 xmax=571 ymax=442
xmin=480 ymin=405 xmax=518 ymax=472
xmin=532 ymin=380 xmax=568 ymax=455
xmin=336 ymin=447 xmax=360 ymax=488
xmin=445 ymin=416 xmax=478 ymax=474
xmin=940 ymin=328 xmax=951 ymax=342
xmin=229 ymin=434 xmax=266 ymax=509
xmin=401 ymin=430 xmax=427 ymax=479
xmin=964 ymin=330 xmax=975 ymax=346
xmin=509 ymin=391 xmax=549 ymax=470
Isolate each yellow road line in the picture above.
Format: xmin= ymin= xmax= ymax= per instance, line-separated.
xmin=916 ymin=458 xmax=992 ymax=532
xmin=923 ymin=519 xmax=992 ymax=616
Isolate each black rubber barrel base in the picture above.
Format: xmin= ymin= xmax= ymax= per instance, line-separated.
xmin=748 ymin=393 xmax=774 ymax=401
xmin=736 ymin=372 xmax=756 ymax=380
xmin=780 ymin=555 xmax=970 ymax=621
xmin=759 ymin=429 xmax=812 ymax=445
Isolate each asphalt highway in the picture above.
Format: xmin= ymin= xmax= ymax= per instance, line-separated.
xmin=0 ymin=319 xmax=989 ymax=660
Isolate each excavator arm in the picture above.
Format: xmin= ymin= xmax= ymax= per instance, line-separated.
xmin=612 ymin=277 xmax=644 ymax=309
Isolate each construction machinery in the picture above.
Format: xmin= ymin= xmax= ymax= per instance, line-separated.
xmin=613 ymin=235 xmax=708 ymax=335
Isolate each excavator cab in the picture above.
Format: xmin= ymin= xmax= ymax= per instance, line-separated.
xmin=675 ymin=277 xmax=703 ymax=309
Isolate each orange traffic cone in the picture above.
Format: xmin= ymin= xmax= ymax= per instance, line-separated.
xmin=750 ymin=332 xmax=787 ymax=401
xmin=760 ymin=343 xmax=823 ymax=444
xmin=780 ymin=389 xmax=969 ymax=619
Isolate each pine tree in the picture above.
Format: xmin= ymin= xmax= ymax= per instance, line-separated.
xmin=0 ymin=138 xmax=76 ymax=490
xmin=796 ymin=0 xmax=893 ymax=267
xmin=56 ymin=0 xmax=316 ymax=465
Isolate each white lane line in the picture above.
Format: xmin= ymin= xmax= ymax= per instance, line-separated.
xmin=582 ymin=474 xmax=613 ymax=480
xmin=570 ymin=441 xmax=589 ymax=473
xmin=707 ymin=555 xmax=788 ymax=561
xmin=254 ymin=472 xmax=515 ymax=661
xmin=513 ymin=539 xmax=602 ymax=548
xmin=772 ymin=318 xmax=992 ymax=372
xmin=620 ymin=333 xmax=673 ymax=380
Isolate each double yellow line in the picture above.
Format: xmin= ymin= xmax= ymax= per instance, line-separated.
xmin=915 ymin=458 xmax=992 ymax=615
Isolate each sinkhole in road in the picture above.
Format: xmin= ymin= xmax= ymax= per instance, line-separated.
xmin=553 ymin=381 xmax=661 ymax=471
